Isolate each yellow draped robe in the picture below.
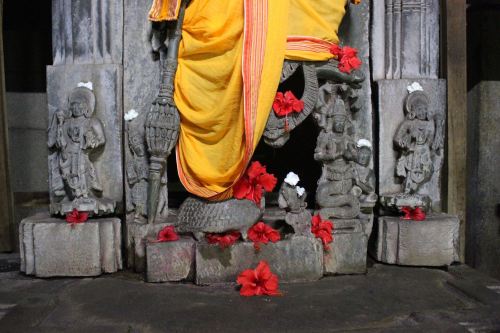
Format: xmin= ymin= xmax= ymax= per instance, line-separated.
xmin=149 ymin=0 xmax=348 ymax=200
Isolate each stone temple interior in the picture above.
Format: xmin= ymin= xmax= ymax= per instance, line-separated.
xmin=0 ymin=0 xmax=499 ymax=331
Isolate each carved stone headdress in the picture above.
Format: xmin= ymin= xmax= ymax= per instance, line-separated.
xmin=405 ymin=91 xmax=429 ymax=120
xmin=69 ymin=86 xmax=96 ymax=118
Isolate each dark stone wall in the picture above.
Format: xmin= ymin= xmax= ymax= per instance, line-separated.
xmin=466 ymin=0 xmax=500 ymax=279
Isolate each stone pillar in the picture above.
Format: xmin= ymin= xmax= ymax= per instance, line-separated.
xmin=370 ymin=0 xmax=460 ymax=266
xmin=0 ymin=0 xmax=14 ymax=251
xmin=48 ymin=0 xmax=124 ymax=213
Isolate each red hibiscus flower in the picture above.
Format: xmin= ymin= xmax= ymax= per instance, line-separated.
xmin=329 ymin=44 xmax=362 ymax=74
xmin=273 ymin=91 xmax=304 ymax=117
xmin=206 ymin=231 xmax=241 ymax=249
xmin=311 ymin=214 xmax=334 ymax=251
xmin=66 ymin=209 xmax=89 ymax=225
xmin=233 ymin=161 xmax=277 ymax=205
xmin=236 ymin=261 xmax=281 ymax=297
xmin=248 ymin=222 xmax=281 ymax=251
xmin=156 ymin=225 xmax=180 ymax=242
xmin=400 ymin=206 xmax=426 ymax=221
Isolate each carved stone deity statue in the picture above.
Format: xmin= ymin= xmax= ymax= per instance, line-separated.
xmin=314 ymin=83 xmax=360 ymax=220
xmin=48 ymin=85 xmax=115 ymax=215
xmin=380 ymin=88 xmax=444 ymax=211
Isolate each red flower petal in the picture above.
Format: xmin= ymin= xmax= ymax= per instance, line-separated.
xmin=157 ymin=226 xmax=179 ymax=242
xmin=247 ymin=161 xmax=266 ymax=180
xmin=329 ymin=44 xmax=343 ymax=58
xmin=311 ymin=214 xmax=334 ymax=250
xmin=206 ymin=231 xmax=241 ymax=248
xmin=237 ymin=261 xmax=281 ymax=297
xmin=66 ymin=209 xmax=89 ymax=224
xmin=411 ymin=207 xmax=426 ymax=221
xmin=400 ymin=206 xmax=412 ymax=220
xmin=233 ymin=177 xmax=252 ymax=200
xmin=258 ymin=173 xmax=277 ymax=192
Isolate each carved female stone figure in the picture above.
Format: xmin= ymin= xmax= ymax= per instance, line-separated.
xmin=48 ymin=85 xmax=114 ymax=214
xmin=394 ymin=91 xmax=436 ymax=194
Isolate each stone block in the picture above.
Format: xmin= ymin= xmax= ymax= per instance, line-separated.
xmin=196 ymin=236 xmax=323 ymax=285
xmin=324 ymin=219 xmax=368 ymax=275
xmin=47 ymin=64 xmax=123 ymax=212
xmin=376 ymin=79 xmax=446 ymax=211
xmin=125 ymin=219 xmax=173 ymax=272
xmin=371 ymin=214 xmax=460 ymax=266
xmin=146 ymin=238 xmax=195 ymax=283
xmin=19 ymin=213 xmax=122 ymax=277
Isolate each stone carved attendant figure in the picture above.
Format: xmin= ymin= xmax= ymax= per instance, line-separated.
xmin=127 ymin=128 xmax=149 ymax=218
xmin=394 ymin=90 xmax=441 ymax=194
xmin=351 ymin=139 xmax=377 ymax=211
xmin=314 ymin=85 xmax=360 ymax=220
xmin=278 ymin=172 xmax=312 ymax=237
xmin=126 ymin=125 xmax=170 ymax=221
xmin=48 ymin=85 xmax=114 ymax=215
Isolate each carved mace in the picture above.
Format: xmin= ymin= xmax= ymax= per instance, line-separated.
xmin=145 ymin=0 xmax=188 ymax=224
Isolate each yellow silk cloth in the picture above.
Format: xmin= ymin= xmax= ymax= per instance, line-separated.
xmin=286 ymin=0 xmax=348 ymax=61
xmin=148 ymin=0 xmax=347 ymax=200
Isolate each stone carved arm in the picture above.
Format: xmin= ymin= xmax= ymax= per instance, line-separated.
xmin=85 ymin=118 xmax=106 ymax=149
xmin=432 ymin=114 xmax=445 ymax=151
xmin=394 ymin=121 xmax=412 ymax=149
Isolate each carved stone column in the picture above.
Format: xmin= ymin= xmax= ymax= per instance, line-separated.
xmin=370 ymin=1 xmax=460 ymax=267
xmin=48 ymin=0 xmax=124 ymax=213
xmin=0 ymin=0 xmax=14 ymax=251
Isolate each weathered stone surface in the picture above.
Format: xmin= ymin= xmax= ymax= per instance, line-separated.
xmin=123 ymin=0 xmax=166 ymax=224
xmin=467 ymin=81 xmax=500 ymax=279
xmin=196 ymin=236 xmax=323 ymax=284
xmin=146 ymin=238 xmax=195 ymax=283
xmin=125 ymin=219 xmax=174 ymax=272
xmin=7 ymin=93 xmax=48 ymax=193
xmin=371 ymin=0 xmax=440 ymax=80
xmin=371 ymin=214 xmax=460 ymax=266
xmin=47 ymin=64 xmax=123 ymax=213
xmin=377 ymin=79 xmax=446 ymax=211
xmin=19 ymin=213 xmax=122 ymax=277
xmin=324 ymin=219 xmax=368 ymax=275
xmin=52 ymin=0 xmax=123 ymax=65
xmin=339 ymin=0 xmax=373 ymax=143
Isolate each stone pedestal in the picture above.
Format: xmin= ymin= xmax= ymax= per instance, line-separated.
xmin=196 ymin=236 xmax=323 ymax=285
xmin=146 ymin=237 xmax=196 ymax=283
xmin=371 ymin=214 xmax=460 ymax=266
xmin=19 ymin=213 xmax=122 ymax=277
xmin=125 ymin=219 xmax=173 ymax=272
xmin=324 ymin=219 xmax=368 ymax=275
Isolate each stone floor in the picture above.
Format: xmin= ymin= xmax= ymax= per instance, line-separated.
xmin=0 ymin=254 xmax=499 ymax=332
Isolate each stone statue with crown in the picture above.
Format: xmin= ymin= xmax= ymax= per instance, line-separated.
xmin=48 ymin=83 xmax=115 ymax=215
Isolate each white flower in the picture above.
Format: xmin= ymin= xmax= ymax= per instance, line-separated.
xmin=77 ymin=81 xmax=93 ymax=91
xmin=296 ymin=186 xmax=305 ymax=197
xmin=357 ymin=138 xmax=372 ymax=148
xmin=124 ymin=109 xmax=139 ymax=121
xmin=407 ymin=82 xmax=423 ymax=94
xmin=284 ymin=172 xmax=300 ymax=186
